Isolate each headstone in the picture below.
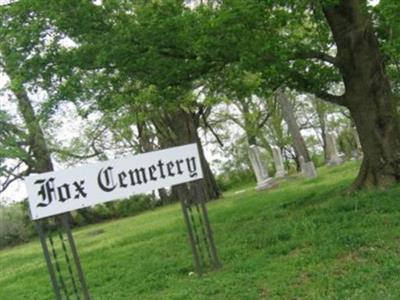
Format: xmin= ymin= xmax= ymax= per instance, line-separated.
xmin=299 ymin=156 xmax=317 ymax=179
xmin=271 ymin=146 xmax=287 ymax=178
xmin=248 ymin=145 xmax=277 ymax=190
xmin=326 ymin=132 xmax=343 ymax=165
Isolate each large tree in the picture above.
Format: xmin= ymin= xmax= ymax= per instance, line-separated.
xmin=6 ymin=0 xmax=400 ymax=190
xmin=213 ymin=0 xmax=400 ymax=189
xmin=320 ymin=0 xmax=400 ymax=189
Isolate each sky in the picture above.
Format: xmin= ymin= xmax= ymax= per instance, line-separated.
xmin=0 ymin=0 xmax=17 ymax=6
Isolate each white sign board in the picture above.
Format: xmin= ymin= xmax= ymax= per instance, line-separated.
xmin=25 ymin=143 xmax=203 ymax=220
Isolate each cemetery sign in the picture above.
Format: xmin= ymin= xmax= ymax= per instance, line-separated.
xmin=26 ymin=143 xmax=203 ymax=220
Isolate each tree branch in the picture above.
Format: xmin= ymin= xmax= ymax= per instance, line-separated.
xmin=316 ymin=91 xmax=347 ymax=106
xmin=50 ymin=146 xmax=101 ymax=160
xmin=294 ymin=51 xmax=339 ymax=66
xmin=200 ymin=109 xmax=224 ymax=148
xmin=257 ymin=112 xmax=271 ymax=129
xmin=0 ymin=163 xmax=29 ymax=194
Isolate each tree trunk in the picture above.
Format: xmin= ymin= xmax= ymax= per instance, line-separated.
xmin=136 ymin=121 xmax=170 ymax=204
xmin=7 ymin=73 xmax=54 ymax=174
xmin=4 ymin=60 xmax=80 ymax=226
xmin=241 ymin=101 xmax=257 ymax=146
xmin=155 ymin=108 xmax=221 ymax=202
xmin=349 ymin=103 xmax=400 ymax=188
xmin=323 ymin=1 xmax=400 ymax=189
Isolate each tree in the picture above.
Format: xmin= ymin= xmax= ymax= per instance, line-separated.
xmin=321 ymin=1 xmax=400 ymax=189
xmin=211 ymin=0 xmax=400 ymax=189
xmin=8 ymin=0 xmax=400 ymax=190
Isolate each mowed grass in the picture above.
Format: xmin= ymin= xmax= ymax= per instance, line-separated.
xmin=1 ymin=161 xmax=400 ymax=299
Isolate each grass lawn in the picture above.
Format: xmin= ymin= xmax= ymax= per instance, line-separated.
xmin=1 ymin=161 xmax=400 ymax=299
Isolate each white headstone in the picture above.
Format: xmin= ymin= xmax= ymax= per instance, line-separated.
xmin=326 ymin=132 xmax=343 ymax=165
xmin=299 ymin=156 xmax=317 ymax=179
xmin=352 ymin=129 xmax=363 ymax=159
xmin=271 ymin=146 xmax=287 ymax=178
xmin=248 ymin=145 xmax=277 ymax=190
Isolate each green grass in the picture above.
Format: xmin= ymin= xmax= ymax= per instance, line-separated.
xmin=1 ymin=161 xmax=400 ymax=299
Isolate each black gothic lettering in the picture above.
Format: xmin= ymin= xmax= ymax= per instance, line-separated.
xmin=98 ymin=167 xmax=116 ymax=192
xmin=167 ymin=161 xmax=175 ymax=177
xmin=149 ymin=165 xmax=157 ymax=181
xmin=74 ymin=180 xmax=87 ymax=199
xmin=35 ymin=177 xmax=57 ymax=208
xmin=186 ymin=157 xmax=198 ymax=178
xmin=157 ymin=160 xmax=166 ymax=179
xmin=118 ymin=171 xmax=128 ymax=188
xmin=57 ymin=183 xmax=71 ymax=202
xmin=176 ymin=159 xmax=184 ymax=175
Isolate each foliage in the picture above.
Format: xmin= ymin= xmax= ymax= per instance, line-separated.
xmin=337 ymin=128 xmax=359 ymax=159
xmin=0 ymin=201 xmax=35 ymax=248
xmin=0 ymin=194 xmax=156 ymax=249
xmin=216 ymin=168 xmax=254 ymax=192
xmin=374 ymin=0 xmax=400 ymax=96
xmin=72 ymin=194 xmax=157 ymax=226
xmin=1 ymin=0 xmax=398 ymax=191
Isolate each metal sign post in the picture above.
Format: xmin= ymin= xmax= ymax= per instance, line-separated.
xmin=35 ymin=214 xmax=91 ymax=300
xmin=179 ymin=182 xmax=221 ymax=275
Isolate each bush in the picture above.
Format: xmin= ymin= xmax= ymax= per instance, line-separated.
xmin=0 ymin=201 xmax=35 ymax=249
xmin=0 ymin=194 xmax=157 ymax=248
xmin=311 ymin=153 xmax=325 ymax=168
xmin=216 ymin=169 xmax=255 ymax=192
xmin=73 ymin=194 xmax=156 ymax=226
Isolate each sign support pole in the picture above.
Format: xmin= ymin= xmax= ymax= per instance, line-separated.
xmin=34 ymin=214 xmax=91 ymax=300
xmin=194 ymin=182 xmax=221 ymax=269
xmin=179 ymin=181 xmax=221 ymax=275
xmin=35 ymin=220 xmax=62 ymax=300
xmin=199 ymin=199 xmax=221 ymax=268
xmin=178 ymin=187 xmax=203 ymax=274
xmin=61 ymin=214 xmax=91 ymax=300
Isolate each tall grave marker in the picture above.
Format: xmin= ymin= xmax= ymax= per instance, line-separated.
xmin=271 ymin=146 xmax=287 ymax=178
xmin=248 ymin=145 xmax=277 ymax=190
xmin=326 ymin=132 xmax=344 ymax=165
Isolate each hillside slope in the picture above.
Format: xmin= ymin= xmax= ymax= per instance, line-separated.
xmin=1 ymin=161 xmax=400 ymax=299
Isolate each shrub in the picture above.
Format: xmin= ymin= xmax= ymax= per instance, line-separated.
xmin=0 ymin=201 xmax=35 ymax=249
xmin=73 ymin=194 xmax=156 ymax=226
xmin=216 ymin=169 xmax=255 ymax=192
xmin=0 ymin=194 xmax=157 ymax=248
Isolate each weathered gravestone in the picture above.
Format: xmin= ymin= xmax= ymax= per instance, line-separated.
xmin=248 ymin=145 xmax=277 ymax=190
xmin=299 ymin=156 xmax=317 ymax=179
xmin=352 ymin=129 xmax=363 ymax=159
xmin=277 ymin=89 xmax=317 ymax=179
xmin=326 ymin=132 xmax=344 ymax=165
xmin=271 ymin=146 xmax=287 ymax=178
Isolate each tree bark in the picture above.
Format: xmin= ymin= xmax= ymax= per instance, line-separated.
xmin=323 ymin=0 xmax=400 ymax=189
xmin=241 ymin=101 xmax=257 ymax=146
xmin=9 ymin=94 xmax=51 ymax=172
xmin=136 ymin=121 xmax=170 ymax=204
xmin=6 ymin=69 xmax=54 ymax=174
xmin=155 ymin=108 xmax=221 ymax=202
xmin=3 ymin=59 xmax=77 ymax=225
